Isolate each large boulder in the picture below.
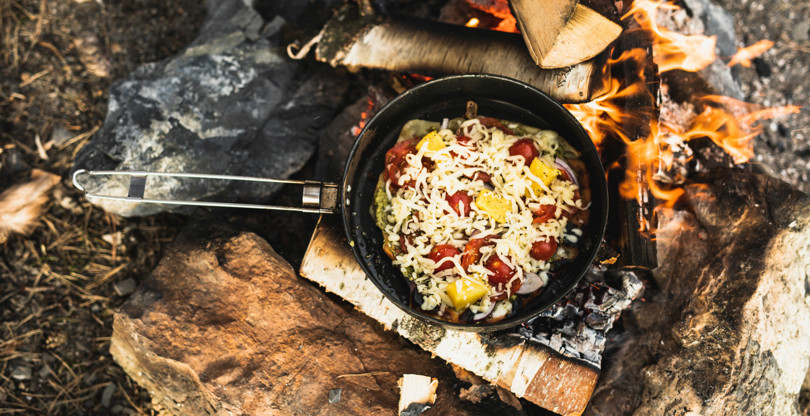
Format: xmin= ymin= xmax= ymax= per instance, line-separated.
xmin=73 ymin=0 xmax=347 ymax=217
xmin=109 ymin=221 xmax=513 ymax=415
xmin=588 ymin=169 xmax=810 ymax=415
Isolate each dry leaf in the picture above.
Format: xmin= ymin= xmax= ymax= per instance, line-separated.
xmin=0 ymin=169 xmax=61 ymax=242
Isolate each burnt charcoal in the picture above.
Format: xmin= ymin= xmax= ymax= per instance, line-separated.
xmin=585 ymin=311 xmax=611 ymax=330
xmin=73 ymin=0 xmax=348 ymax=217
xmin=754 ymin=57 xmax=771 ymax=78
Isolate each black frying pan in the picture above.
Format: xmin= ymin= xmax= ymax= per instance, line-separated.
xmin=73 ymin=74 xmax=607 ymax=332
xmin=341 ymin=74 xmax=608 ymax=332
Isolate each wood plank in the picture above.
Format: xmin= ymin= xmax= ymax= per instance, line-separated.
xmin=300 ymin=215 xmax=598 ymax=416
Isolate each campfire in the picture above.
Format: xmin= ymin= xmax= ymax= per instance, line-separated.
xmin=2 ymin=0 xmax=807 ymax=414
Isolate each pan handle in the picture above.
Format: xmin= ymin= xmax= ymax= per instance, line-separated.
xmin=72 ymin=169 xmax=339 ymax=214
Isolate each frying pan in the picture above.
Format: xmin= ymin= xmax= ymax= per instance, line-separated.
xmin=73 ymin=74 xmax=608 ymax=332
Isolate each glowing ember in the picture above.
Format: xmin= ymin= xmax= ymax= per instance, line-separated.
xmin=727 ymin=40 xmax=774 ymax=68
xmin=466 ymin=0 xmax=518 ymax=33
xmin=351 ymin=99 xmax=375 ymax=136
xmin=465 ymin=17 xmax=480 ymax=28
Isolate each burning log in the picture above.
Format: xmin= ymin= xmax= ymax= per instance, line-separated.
xmin=303 ymin=3 xmax=608 ymax=103
xmin=510 ymin=0 xmax=622 ymax=68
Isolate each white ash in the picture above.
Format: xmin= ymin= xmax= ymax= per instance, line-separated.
xmin=512 ymin=265 xmax=644 ymax=367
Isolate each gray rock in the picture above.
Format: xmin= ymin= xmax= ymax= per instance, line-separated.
xmin=101 ymin=383 xmax=116 ymax=408
xmin=588 ymin=169 xmax=810 ymax=415
xmin=114 ymin=278 xmax=137 ymax=297
xmin=73 ymin=0 xmax=347 ymax=217
xmin=10 ymin=365 xmax=32 ymax=381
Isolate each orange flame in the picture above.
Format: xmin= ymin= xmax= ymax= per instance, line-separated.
xmin=624 ymin=0 xmax=716 ymax=72
xmin=566 ymin=0 xmax=800 ymax=219
xmin=727 ymin=40 xmax=774 ymax=68
xmin=465 ymin=17 xmax=480 ymax=28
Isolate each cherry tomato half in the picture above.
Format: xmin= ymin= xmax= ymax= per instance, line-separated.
xmin=484 ymin=255 xmax=516 ymax=287
xmin=446 ymin=192 xmax=473 ymax=216
xmin=508 ymin=138 xmax=539 ymax=165
xmin=384 ymin=137 xmax=420 ymax=189
xmin=461 ymin=236 xmax=495 ymax=271
xmin=478 ymin=117 xmax=514 ymax=135
xmin=532 ymin=204 xmax=557 ymax=224
xmin=428 ymin=244 xmax=460 ymax=272
xmin=530 ymin=238 xmax=558 ymax=261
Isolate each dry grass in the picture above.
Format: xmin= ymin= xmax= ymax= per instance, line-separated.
xmin=0 ymin=0 xmax=203 ymax=414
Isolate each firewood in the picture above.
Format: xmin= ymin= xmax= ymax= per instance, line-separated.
xmin=307 ymin=3 xmax=609 ymax=103
xmin=110 ymin=223 xmax=482 ymax=415
xmin=300 ymin=216 xmax=599 ymax=415
xmin=510 ymin=0 xmax=622 ymax=68
xmin=397 ymin=374 xmax=438 ymax=414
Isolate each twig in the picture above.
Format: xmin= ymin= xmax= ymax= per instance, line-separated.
xmin=20 ymin=0 xmax=48 ymax=65
xmin=59 ymin=123 xmax=100 ymax=150
xmin=19 ymin=67 xmax=50 ymax=87
xmin=35 ymin=133 xmax=49 ymax=160
xmin=36 ymin=41 xmax=70 ymax=74
xmin=87 ymin=263 xmax=125 ymax=290
xmin=117 ymin=381 xmax=146 ymax=415
xmin=336 ymin=371 xmax=392 ymax=378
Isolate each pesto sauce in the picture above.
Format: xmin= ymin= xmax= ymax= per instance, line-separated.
xmin=373 ymin=182 xmax=390 ymax=232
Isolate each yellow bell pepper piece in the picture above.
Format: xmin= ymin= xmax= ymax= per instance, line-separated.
xmin=528 ymin=158 xmax=560 ymax=194
xmin=416 ymin=131 xmax=445 ymax=152
xmin=446 ymin=278 xmax=489 ymax=311
xmin=475 ymin=190 xmax=511 ymax=223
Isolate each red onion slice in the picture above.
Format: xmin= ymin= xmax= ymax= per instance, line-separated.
xmin=516 ymin=272 xmax=545 ymax=294
xmin=555 ymin=158 xmax=579 ymax=187
xmin=472 ymin=300 xmax=497 ymax=321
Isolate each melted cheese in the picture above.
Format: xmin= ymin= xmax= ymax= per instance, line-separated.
xmin=382 ymin=119 xmax=585 ymax=312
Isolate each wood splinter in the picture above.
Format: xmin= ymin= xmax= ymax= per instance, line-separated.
xmin=398 ymin=374 xmax=438 ymax=415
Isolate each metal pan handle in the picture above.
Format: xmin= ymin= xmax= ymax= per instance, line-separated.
xmin=72 ymin=169 xmax=339 ymax=214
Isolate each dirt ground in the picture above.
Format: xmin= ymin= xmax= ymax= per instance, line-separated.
xmin=0 ymin=0 xmax=807 ymax=415
xmin=1 ymin=1 xmax=203 ymax=414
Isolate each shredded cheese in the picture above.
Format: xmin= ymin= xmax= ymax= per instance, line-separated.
xmin=380 ymin=118 xmax=586 ymax=318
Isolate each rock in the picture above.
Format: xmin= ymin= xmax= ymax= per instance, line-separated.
xmin=113 ymin=278 xmax=137 ymax=297
xmin=10 ymin=365 xmax=32 ymax=381
xmin=109 ymin=221 xmax=500 ymax=415
xmin=587 ymin=168 xmax=810 ymax=415
xmin=73 ymin=0 xmax=347 ymax=217
xmin=101 ymin=383 xmax=116 ymax=408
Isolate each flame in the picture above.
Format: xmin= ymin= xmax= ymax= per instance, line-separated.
xmin=727 ymin=40 xmax=774 ymax=68
xmin=466 ymin=17 xmax=480 ymax=28
xmin=565 ymin=49 xmax=652 ymax=148
xmin=566 ymin=0 xmax=800 ymax=220
xmin=624 ymin=0 xmax=716 ymax=72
